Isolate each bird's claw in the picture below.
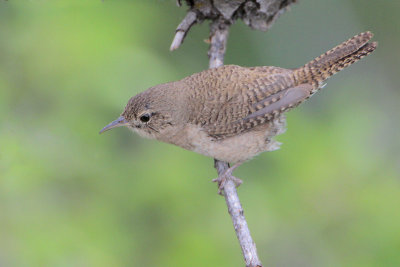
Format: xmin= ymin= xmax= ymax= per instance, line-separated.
xmin=212 ymin=170 xmax=243 ymax=195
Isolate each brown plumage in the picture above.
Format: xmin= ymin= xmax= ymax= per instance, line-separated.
xmin=101 ymin=32 xmax=377 ymax=165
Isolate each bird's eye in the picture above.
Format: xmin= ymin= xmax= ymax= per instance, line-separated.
xmin=139 ymin=113 xmax=151 ymax=123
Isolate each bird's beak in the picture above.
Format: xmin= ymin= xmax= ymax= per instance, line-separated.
xmin=99 ymin=116 xmax=129 ymax=134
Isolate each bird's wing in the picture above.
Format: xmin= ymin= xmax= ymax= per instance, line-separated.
xmin=190 ymin=66 xmax=312 ymax=140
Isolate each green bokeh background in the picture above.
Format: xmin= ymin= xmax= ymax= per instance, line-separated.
xmin=1 ymin=0 xmax=399 ymax=266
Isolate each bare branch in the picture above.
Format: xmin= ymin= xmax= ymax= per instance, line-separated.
xmin=169 ymin=1 xmax=298 ymax=266
xmin=215 ymin=160 xmax=263 ymax=267
xmin=170 ymin=11 xmax=197 ymax=51
xmin=209 ymin=19 xmax=262 ymax=267
xmin=208 ymin=20 xmax=229 ymax=69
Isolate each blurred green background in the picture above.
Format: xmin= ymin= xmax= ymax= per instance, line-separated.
xmin=0 ymin=0 xmax=399 ymax=266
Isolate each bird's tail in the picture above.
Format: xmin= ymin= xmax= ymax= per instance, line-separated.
xmin=294 ymin=32 xmax=377 ymax=91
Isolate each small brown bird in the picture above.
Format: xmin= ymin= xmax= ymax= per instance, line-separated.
xmin=101 ymin=32 xmax=377 ymax=183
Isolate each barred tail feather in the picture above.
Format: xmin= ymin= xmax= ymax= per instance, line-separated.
xmin=295 ymin=32 xmax=377 ymax=89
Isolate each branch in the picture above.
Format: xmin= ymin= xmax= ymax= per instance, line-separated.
xmin=215 ymin=160 xmax=262 ymax=267
xmin=170 ymin=1 xmax=297 ymax=266
xmin=208 ymin=19 xmax=262 ymax=267
xmin=170 ymin=11 xmax=197 ymax=51
xmin=208 ymin=20 xmax=229 ymax=69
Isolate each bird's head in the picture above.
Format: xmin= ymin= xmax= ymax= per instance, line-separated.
xmin=100 ymin=84 xmax=181 ymax=139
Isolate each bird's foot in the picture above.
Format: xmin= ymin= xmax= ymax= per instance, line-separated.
xmin=212 ymin=163 xmax=243 ymax=195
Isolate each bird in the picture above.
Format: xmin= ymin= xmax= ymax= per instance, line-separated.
xmin=100 ymin=32 xmax=377 ymax=187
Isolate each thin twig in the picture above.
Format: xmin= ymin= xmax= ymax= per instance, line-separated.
xmin=209 ymin=20 xmax=263 ymax=267
xmin=214 ymin=161 xmax=262 ymax=267
xmin=170 ymin=11 xmax=197 ymax=51
xmin=208 ymin=20 xmax=229 ymax=69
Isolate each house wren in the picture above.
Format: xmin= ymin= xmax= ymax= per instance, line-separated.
xmin=100 ymin=32 xmax=377 ymax=181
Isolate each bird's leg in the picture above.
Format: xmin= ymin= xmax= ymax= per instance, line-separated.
xmin=212 ymin=162 xmax=243 ymax=195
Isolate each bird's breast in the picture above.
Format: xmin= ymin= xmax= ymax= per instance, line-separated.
xmin=166 ymin=123 xmax=284 ymax=163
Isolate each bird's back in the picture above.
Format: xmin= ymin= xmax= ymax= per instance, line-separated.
xmin=181 ymin=65 xmax=294 ymax=137
xmin=180 ymin=32 xmax=376 ymax=140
